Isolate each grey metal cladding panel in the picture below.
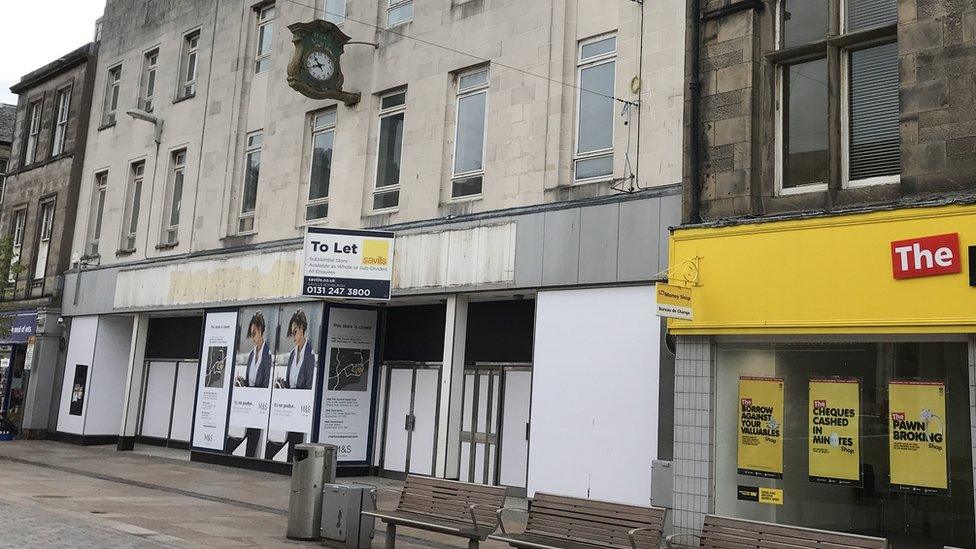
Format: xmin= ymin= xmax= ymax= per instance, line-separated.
xmin=63 ymin=268 xmax=119 ymax=317
xmin=514 ymin=213 xmax=545 ymax=288
xmin=540 ymin=208 xmax=581 ymax=286
xmin=658 ymin=193 xmax=682 ymax=270
xmin=578 ymin=203 xmax=620 ymax=284
xmin=617 ymin=197 xmax=661 ymax=281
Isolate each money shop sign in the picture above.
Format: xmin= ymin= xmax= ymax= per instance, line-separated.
xmin=808 ymin=378 xmax=860 ymax=486
xmin=302 ymin=227 xmax=395 ymax=300
xmin=889 ymin=380 xmax=949 ymax=495
xmin=737 ymin=376 xmax=784 ymax=478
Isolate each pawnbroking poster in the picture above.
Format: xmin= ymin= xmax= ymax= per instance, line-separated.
xmin=808 ymin=378 xmax=860 ymax=486
xmin=889 ymin=380 xmax=949 ymax=495
xmin=737 ymin=376 xmax=784 ymax=478
xmin=192 ymin=311 xmax=236 ymax=450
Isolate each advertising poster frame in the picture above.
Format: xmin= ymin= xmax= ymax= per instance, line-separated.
xmin=189 ymin=309 xmax=240 ymax=453
xmin=889 ymin=379 xmax=950 ymax=496
xmin=737 ymin=376 xmax=785 ymax=479
xmin=808 ymin=377 xmax=861 ymax=486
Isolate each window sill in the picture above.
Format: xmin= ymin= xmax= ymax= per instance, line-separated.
xmin=235 ymin=230 xmax=257 ymax=237
xmin=572 ymin=175 xmax=615 ymax=186
xmin=173 ymin=93 xmax=195 ymax=105
xmin=98 ymin=121 xmax=116 ymax=131
xmin=155 ymin=242 xmax=179 ymax=250
xmin=777 ymin=183 xmax=828 ymax=196
xmin=386 ymin=19 xmax=412 ymax=29
xmin=449 ymin=193 xmax=482 ymax=203
xmin=844 ymin=175 xmax=900 ymax=189
xmin=116 ymin=248 xmax=136 ymax=257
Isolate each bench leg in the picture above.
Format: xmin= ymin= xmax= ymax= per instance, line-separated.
xmin=384 ymin=523 xmax=396 ymax=548
xmin=468 ymin=540 xmax=479 ymax=549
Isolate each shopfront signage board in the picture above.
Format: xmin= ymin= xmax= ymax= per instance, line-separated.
xmin=302 ymin=228 xmax=395 ymax=300
xmin=737 ymin=376 xmax=784 ymax=479
xmin=655 ymin=283 xmax=693 ymax=320
xmin=808 ymin=378 xmax=860 ymax=486
xmin=889 ymin=380 xmax=949 ymax=495
xmin=891 ymin=233 xmax=961 ymax=280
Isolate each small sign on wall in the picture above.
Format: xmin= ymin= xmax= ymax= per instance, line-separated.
xmin=655 ymin=283 xmax=693 ymax=320
xmin=302 ymin=228 xmax=395 ymax=300
xmin=891 ymin=233 xmax=961 ymax=279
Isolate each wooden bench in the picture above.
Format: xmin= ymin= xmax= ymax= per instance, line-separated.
xmin=362 ymin=475 xmax=507 ymax=548
xmin=667 ymin=515 xmax=888 ymax=549
xmin=489 ymin=492 xmax=667 ymax=549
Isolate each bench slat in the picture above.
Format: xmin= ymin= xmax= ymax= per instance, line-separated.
xmin=529 ymin=504 xmax=665 ymax=530
xmin=528 ymin=513 xmax=662 ymax=541
xmin=700 ymin=515 xmax=887 ymax=549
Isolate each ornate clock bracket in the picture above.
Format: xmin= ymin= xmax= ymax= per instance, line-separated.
xmin=287 ymin=20 xmax=366 ymax=106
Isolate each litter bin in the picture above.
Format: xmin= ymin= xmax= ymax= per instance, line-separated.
xmin=321 ymin=483 xmax=375 ymax=548
xmin=287 ymin=443 xmax=338 ymax=540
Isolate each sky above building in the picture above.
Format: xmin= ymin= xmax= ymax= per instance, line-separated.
xmin=0 ymin=1 xmax=106 ymax=105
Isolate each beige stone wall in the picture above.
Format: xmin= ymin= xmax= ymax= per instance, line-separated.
xmin=73 ymin=0 xmax=685 ymax=267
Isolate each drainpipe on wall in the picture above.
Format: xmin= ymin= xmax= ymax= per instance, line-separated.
xmin=687 ymin=0 xmax=703 ymax=224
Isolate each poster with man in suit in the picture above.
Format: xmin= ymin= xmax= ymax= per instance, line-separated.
xmin=226 ymin=308 xmax=278 ymax=459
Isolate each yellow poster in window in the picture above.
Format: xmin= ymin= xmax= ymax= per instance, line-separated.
xmin=808 ymin=378 xmax=860 ymax=486
xmin=889 ymin=380 xmax=949 ymax=495
xmin=737 ymin=376 xmax=784 ymax=478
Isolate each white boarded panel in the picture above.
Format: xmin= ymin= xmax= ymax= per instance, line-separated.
xmin=392 ymin=223 xmax=516 ymax=290
xmin=409 ymin=369 xmax=439 ymax=475
xmin=140 ymin=362 xmax=176 ymax=439
xmin=528 ymin=286 xmax=660 ymax=506
xmin=57 ymin=316 xmax=99 ymax=435
xmin=499 ymin=371 xmax=531 ymax=488
xmin=85 ymin=316 xmax=133 ymax=436
xmin=170 ymin=361 xmax=197 ymax=442
xmin=383 ymin=369 xmax=412 ymax=473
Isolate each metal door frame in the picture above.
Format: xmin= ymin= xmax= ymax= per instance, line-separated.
xmin=378 ymin=361 xmax=442 ymax=478
xmin=136 ymin=359 xmax=195 ymax=448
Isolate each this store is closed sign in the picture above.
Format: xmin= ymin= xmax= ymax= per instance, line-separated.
xmin=891 ymin=233 xmax=961 ymax=280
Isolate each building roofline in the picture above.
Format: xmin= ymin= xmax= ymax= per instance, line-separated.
xmin=10 ymin=42 xmax=96 ymax=94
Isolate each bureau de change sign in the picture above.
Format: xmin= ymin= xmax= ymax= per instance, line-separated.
xmin=302 ymin=227 xmax=395 ymax=300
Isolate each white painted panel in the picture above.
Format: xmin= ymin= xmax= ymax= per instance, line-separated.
xmin=460 ymin=441 xmax=471 ymax=482
xmin=500 ymin=371 xmax=531 ymax=488
xmin=372 ymin=366 xmax=388 ymax=467
xmin=392 ymin=223 xmax=516 ymax=290
xmin=383 ymin=369 xmax=412 ymax=473
xmin=477 ymin=374 xmax=489 ymax=431
xmin=140 ymin=362 xmax=176 ymax=439
xmin=85 ymin=316 xmax=134 ymax=435
xmin=409 ymin=369 xmax=439 ymax=475
xmin=170 ymin=361 xmax=197 ymax=442
xmin=462 ymin=374 xmax=474 ymax=431
xmin=528 ymin=286 xmax=660 ymax=506
xmin=474 ymin=443 xmax=485 ymax=483
xmin=58 ymin=316 xmax=99 ymax=435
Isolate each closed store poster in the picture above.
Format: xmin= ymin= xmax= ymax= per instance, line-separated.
xmin=191 ymin=311 xmax=237 ymax=450
xmin=226 ymin=307 xmax=279 ymax=459
xmin=737 ymin=376 xmax=784 ymax=478
xmin=808 ymin=378 xmax=860 ymax=486
xmin=889 ymin=380 xmax=949 ymax=495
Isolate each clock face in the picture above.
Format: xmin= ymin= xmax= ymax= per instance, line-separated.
xmin=305 ymin=50 xmax=335 ymax=82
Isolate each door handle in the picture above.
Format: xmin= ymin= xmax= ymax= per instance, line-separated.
xmin=405 ymin=414 xmax=411 ymax=431
xmin=405 ymin=414 xmax=416 ymax=431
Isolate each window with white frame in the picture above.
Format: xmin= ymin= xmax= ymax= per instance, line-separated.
xmin=0 ymin=159 xmax=7 ymax=206
xmin=9 ymin=209 xmax=26 ymax=283
xmin=52 ymin=88 xmax=71 ymax=156
xmin=121 ymin=161 xmax=145 ymax=251
xmin=141 ymin=49 xmax=158 ymax=111
xmin=323 ymin=0 xmax=345 ymax=25
xmin=162 ymin=149 xmax=186 ymax=245
xmin=239 ymin=131 xmax=263 ymax=232
xmin=33 ymin=199 xmax=54 ymax=281
xmin=452 ymin=68 xmax=489 ymax=198
xmin=306 ymin=110 xmax=336 ymax=221
xmin=87 ymin=171 xmax=108 ymax=256
xmin=255 ymin=5 xmax=275 ymax=74
xmin=373 ymin=90 xmax=406 ymax=210
xmin=103 ymin=65 xmax=122 ymax=126
xmin=388 ymin=0 xmax=413 ymax=27
xmin=775 ymin=0 xmax=898 ymax=192
xmin=575 ymin=34 xmax=616 ymax=182
xmin=25 ymin=101 xmax=42 ymax=164
xmin=179 ymin=30 xmax=200 ymax=99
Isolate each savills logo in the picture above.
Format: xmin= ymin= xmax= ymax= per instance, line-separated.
xmin=362 ymin=239 xmax=390 ymax=266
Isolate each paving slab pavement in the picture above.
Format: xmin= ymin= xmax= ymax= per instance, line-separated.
xmin=0 ymin=440 xmax=527 ymax=548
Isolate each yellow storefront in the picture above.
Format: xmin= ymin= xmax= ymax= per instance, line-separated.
xmin=668 ymin=203 xmax=976 ymax=548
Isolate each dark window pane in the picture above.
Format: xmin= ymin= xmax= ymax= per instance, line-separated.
xmin=575 ymin=155 xmax=613 ymax=180
xmin=377 ymin=113 xmax=404 ymax=188
xmin=452 ymin=176 xmax=483 ymax=198
xmin=381 ymin=92 xmax=406 ymax=110
xmin=783 ymin=58 xmax=828 ymax=189
xmin=373 ymin=190 xmax=399 ymax=210
xmin=306 ymin=202 xmax=329 ymax=220
xmin=782 ymin=0 xmax=827 ymax=48
xmin=847 ymin=0 xmax=897 ymax=32
xmin=242 ymin=151 xmax=261 ymax=214
xmin=309 ymin=130 xmax=333 ymax=201
xmin=580 ymin=37 xmax=616 ymax=60
xmin=849 ymin=43 xmax=900 ymax=181
xmin=578 ymin=61 xmax=615 ymax=154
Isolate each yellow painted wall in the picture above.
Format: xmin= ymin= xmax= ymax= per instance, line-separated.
xmin=668 ymin=204 xmax=976 ymax=335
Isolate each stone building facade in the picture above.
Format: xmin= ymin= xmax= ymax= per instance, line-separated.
xmin=0 ymin=104 xmax=13 ymax=194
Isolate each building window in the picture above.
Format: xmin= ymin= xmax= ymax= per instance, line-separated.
xmin=25 ymin=101 xmax=42 ymax=164
xmin=575 ymin=34 xmax=616 ymax=183
xmin=51 ymin=88 xmax=72 ymax=156
xmin=306 ymin=110 xmax=336 ymax=221
xmin=163 ymin=150 xmax=186 ymax=245
xmin=103 ymin=65 xmax=122 ymax=126
xmin=9 ymin=209 xmax=26 ymax=283
xmin=33 ymin=200 xmax=55 ymax=281
xmin=140 ymin=49 xmax=158 ymax=112
xmin=775 ymin=0 xmax=898 ymax=192
xmin=87 ymin=171 xmax=108 ymax=257
xmin=121 ymin=161 xmax=145 ymax=251
xmin=374 ymin=90 xmax=405 ymax=210
xmin=452 ymin=68 xmax=489 ymax=199
xmin=0 ymin=159 xmax=7 ymax=205
xmin=239 ymin=131 xmax=262 ymax=232
xmin=388 ymin=0 xmax=413 ymax=27
xmin=255 ymin=5 xmax=275 ymax=74
xmin=323 ymin=0 xmax=345 ymax=24
xmin=179 ymin=31 xmax=200 ymax=99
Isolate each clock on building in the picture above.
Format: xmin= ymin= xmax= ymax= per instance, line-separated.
xmin=286 ymin=20 xmax=361 ymax=105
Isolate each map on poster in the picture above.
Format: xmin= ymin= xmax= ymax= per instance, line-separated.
xmin=192 ymin=311 xmax=237 ymax=450
xmin=318 ymin=308 xmax=378 ymax=462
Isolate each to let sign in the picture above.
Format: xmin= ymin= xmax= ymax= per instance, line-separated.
xmin=891 ymin=233 xmax=961 ymax=280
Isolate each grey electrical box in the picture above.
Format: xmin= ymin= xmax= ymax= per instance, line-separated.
xmin=321 ymin=483 xmax=375 ymax=548
xmin=651 ymin=460 xmax=673 ymax=509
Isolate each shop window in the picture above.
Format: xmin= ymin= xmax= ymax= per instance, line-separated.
xmin=306 ymin=110 xmax=336 ymax=221
xmin=714 ymin=341 xmax=974 ymax=548
xmin=373 ymin=90 xmax=405 ymax=211
xmin=575 ymin=34 xmax=616 ymax=183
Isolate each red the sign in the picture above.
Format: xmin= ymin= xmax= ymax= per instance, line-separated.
xmin=891 ymin=233 xmax=961 ymax=280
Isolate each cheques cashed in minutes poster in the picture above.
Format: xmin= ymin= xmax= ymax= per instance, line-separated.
xmin=226 ymin=307 xmax=278 ymax=459
xmin=808 ymin=378 xmax=860 ymax=486
xmin=318 ymin=308 xmax=377 ymax=463
xmin=738 ymin=376 xmax=784 ymax=478
xmin=265 ymin=304 xmax=324 ymax=462
xmin=889 ymin=380 xmax=949 ymax=495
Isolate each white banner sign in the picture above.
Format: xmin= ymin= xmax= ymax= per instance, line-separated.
xmin=318 ymin=308 xmax=378 ymax=462
xmin=302 ymin=228 xmax=395 ymax=300
xmin=192 ymin=312 xmax=237 ymax=450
